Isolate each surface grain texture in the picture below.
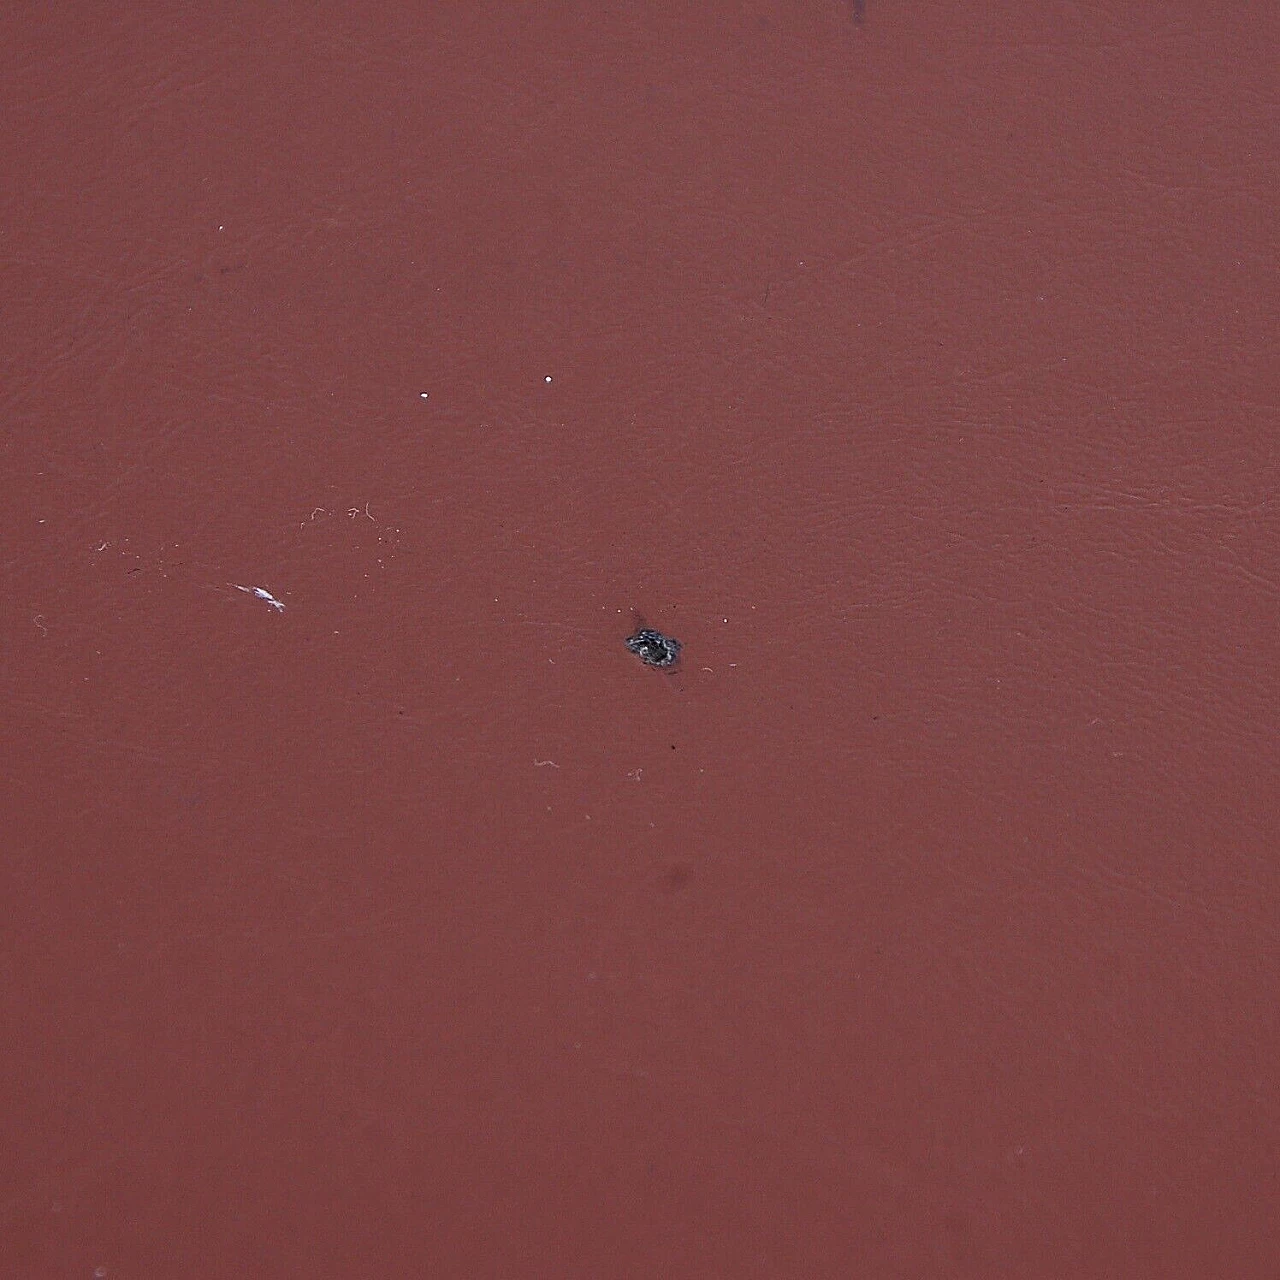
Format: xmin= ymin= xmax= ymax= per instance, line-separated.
xmin=2 ymin=2 xmax=1278 ymax=1277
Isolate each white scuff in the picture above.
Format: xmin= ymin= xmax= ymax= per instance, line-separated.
xmin=231 ymin=584 xmax=285 ymax=612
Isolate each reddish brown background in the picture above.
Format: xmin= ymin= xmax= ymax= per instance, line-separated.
xmin=3 ymin=3 xmax=1278 ymax=1277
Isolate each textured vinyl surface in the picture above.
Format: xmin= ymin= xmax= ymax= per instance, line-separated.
xmin=2 ymin=3 xmax=1278 ymax=1276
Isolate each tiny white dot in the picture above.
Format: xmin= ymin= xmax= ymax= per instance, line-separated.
xmin=419 ymin=392 xmax=429 ymax=399
xmin=544 ymin=375 xmax=553 ymax=383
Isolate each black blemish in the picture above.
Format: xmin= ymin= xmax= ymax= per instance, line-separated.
xmin=625 ymin=627 xmax=682 ymax=669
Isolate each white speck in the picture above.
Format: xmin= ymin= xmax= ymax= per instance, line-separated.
xmin=95 ymin=1269 xmax=108 ymax=1279
xmin=231 ymin=584 xmax=285 ymax=612
xmin=544 ymin=375 xmax=552 ymax=383
xmin=534 ymin=759 xmax=560 ymax=768
xmin=419 ymin=392 xmax=429 ymax=399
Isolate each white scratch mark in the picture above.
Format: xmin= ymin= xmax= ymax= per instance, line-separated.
xmin=231 ymin=584 xmax=285 ymax=612
xmin=534 ymin=759 xmax=560 ymax=768
xmin=32 ymin=614 xmax=48 ymax=636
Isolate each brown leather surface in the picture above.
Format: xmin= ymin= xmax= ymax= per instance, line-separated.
xmin=3 ymin=4 xmax=1278 ymax=1276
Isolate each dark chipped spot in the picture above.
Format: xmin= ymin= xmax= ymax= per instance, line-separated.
xmin=625 ymin=626 xmax=682 ymax=669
